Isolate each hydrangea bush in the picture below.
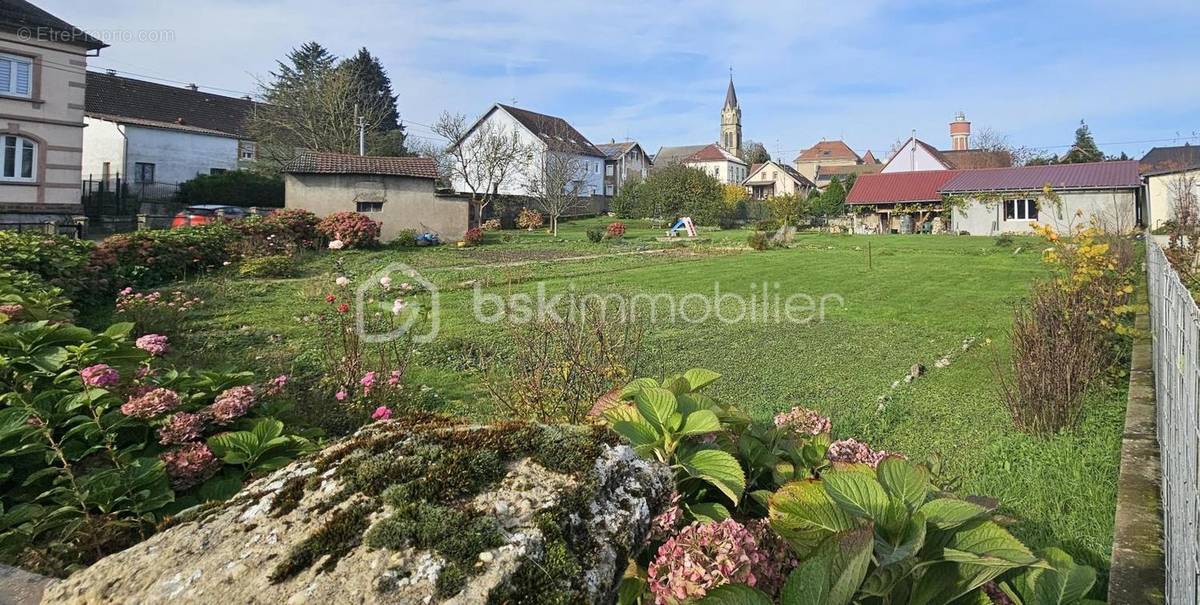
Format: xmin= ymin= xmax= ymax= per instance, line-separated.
xmin=609 ymin=371 xmax=1100 ymax=605
xmin=316 ymin=211 xmax=381 ymax=248
xmin=0 ymin=293 xmax=314 ymax=576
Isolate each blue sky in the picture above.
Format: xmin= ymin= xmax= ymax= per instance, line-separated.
xmin=49 ymin=0 xmax=1200 ymax=161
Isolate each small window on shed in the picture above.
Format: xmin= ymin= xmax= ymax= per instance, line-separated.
xmin=356 ymin=202 xmax=383 ymax=213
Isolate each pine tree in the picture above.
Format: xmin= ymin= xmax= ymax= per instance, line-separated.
xmin=267 ymin=42 xmax=335 ymax=100
xmin=1060 ymin=120 xmax=1104 ymax=164
xmin=340 ymin=48 xmax=406 ymax=155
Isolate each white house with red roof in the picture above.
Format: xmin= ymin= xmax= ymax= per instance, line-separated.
xmin=681 ymin=143 xmax=747 ymax=184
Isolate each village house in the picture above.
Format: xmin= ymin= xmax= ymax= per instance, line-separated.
xmin=881 ymin=113 xmax=1013 ymax=174
xmin=595 ymin=140 xmax=651 ymax=196
xmin=0 ymin=0 xmax=105 ymax=224
xmin=743 ymin=159 xmax=815 ymax=199
xmin=848 ymin=161 xmax=1142 ymax=235
xmin=1139 ymin=144 xmax=1200 ymax=230
xmin=449 ymin=103 xmax=605 ymax=199
xmin=81 ymin=71 xmax=259 ymax=196
xmin=792 ymin=140 xmax=881 ymax=189
xmin=682 ymin=143 xmax=748 ymax=184
xmin=283 ymin=151 xmax=468 ymax=242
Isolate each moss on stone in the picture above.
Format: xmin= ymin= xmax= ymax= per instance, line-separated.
xmin=365 ymin=500 xmax=504 ymax=566
xmin=269 ymin=475 xmax=308 ymax=517
xmin=269 ymin=499 xmax=378 ymax=583
xmin=435 ymin=561 xmax=469 ymax=599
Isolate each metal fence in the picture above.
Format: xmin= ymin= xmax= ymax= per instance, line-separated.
xmin=1147 ymin=241 xmax=1200 ymax=604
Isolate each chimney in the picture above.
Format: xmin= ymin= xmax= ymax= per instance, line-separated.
xmin=950 ymin=111 xmax=971 ymax=151
xmin=186 ymin=83 xmax=198 ymax=92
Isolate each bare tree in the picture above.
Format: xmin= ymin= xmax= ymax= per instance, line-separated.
xmin=526 ymin=123 xmax=591 ymax=236
xmin=433 ymin=111 xmax=529 ymax=225
xmin=405 ymin=139 xmax=454 ymax=187
xmin=972 ymin=127 xmax=1033 ymax=167
xmin=248 ymin=63 xmax=394 ymax=172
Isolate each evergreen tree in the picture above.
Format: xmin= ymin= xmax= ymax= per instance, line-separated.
xmin=340 ymin=48 xmax=406 ymax=156
xmin=267 ymin=41 xmax=335 ymax=100
xmin=817 ymin=177 xmax=847 ymax=216
xmin=1060 ymin=120 xmax=1104 ymax=164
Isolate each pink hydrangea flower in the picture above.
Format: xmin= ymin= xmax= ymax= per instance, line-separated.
xmin=649 ymin=491 xmax=683 ymax=541
xmin=264 ymin=374 xmax=289 ymax=396
xmin=158 ymin=412 xmax=206 ymax=445
xmin=80 ymin=364 xmax=120 ymax=388
xmin=335 ymin=388 xmax=348 ymax=401
xmin=387 ymin=370 xmax=402 ymax=387
xmin=746 ymin=519 xmax=798 ymax=597
xmin=135 ymin=334 xmax=170 ymax=356
xmin=120 ymin=388 xmax=180 ymax=419
xmin=772 ymin=406 xmax=832 ymax=437
xmin=647 ymin=519 xmax=768 ymax=604
xmin=210 ymin=385 xmax=256 ymax=423
xmin=827 ymin=438 xmax=905 ymax=468
xmin=360 ymin=371 xmax=377 ymax=394
xmin=160 ymin=442 xmax=222 ymax=490
xmin=0 ymin=303 xmax=23 ymax=318
xmin=371 ymin=406 xmax=392 ymax=421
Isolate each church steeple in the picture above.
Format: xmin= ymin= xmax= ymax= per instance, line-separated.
xmin=720 ymin=69 xmax=742 ymax=156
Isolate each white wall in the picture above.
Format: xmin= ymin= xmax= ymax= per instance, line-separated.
xmin=881 ymin=139 xmax=949 ymax=173
xmin=450 ymin=106 xmax=604 ymax=197
xmin=123 ymin=126 xmax=239 ymax=185
xmin=687 ymin=159 xmax=747 ymax=184
xmin=1146 ymin=171 xmax=1200 ymax=230
xmin=81 ymin=117 xmax=125 ymax=180
xmin=951 ymin=189 xmax=1138 ymax=234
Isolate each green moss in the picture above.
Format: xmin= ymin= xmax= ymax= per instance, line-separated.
xmin=269 ymin=475 xmax=308 ymax=517
xmin=365 ymin=500 xmax=504 ymax=566
xmin=270 ymin=500 xmax=377 ymax=583
xmin=435 ymin=561 xmax=469 ymax=599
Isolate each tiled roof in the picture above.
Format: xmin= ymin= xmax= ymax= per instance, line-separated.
xmin=684 ymin=143 xmax=747 ymax=165
xmin=283 ymin=151 xmax=439 ymax=179
xmin=746 ymin=161 xmax=814 ymax=187
xmin=778 ymin=163 xmax=815 ymax=187
xmin=862 ymin=150 xmax=879 ymax=165
xmin=0 ymin=0 xmax=105 ymax=49
xmin=595 ymin=141 xmax=637 ymax=158
xmin=86 ymin=71 xmax=257 ymax=138
xmin=815 ymin=163 xmax=882 ymax=180
xmin=1140 ymin=144 xmax=1200 ymax=175
xmin=653 ymin=144 xmax=707 ymax=167
xmin=940 ymin=160 xmax=1141 ymax=193
xmin=794 ymin=140 xmax=860 ymax=163
xmin=497 ymin=104 xmax=605 ymax=157
xmin=846 ymin=170 xmax=960 ymax=205
xmin=938 ymin=149 xmax=1013 ymax=170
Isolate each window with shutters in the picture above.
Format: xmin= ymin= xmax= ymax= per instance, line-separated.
xmin=0 ymin=53 xmax=32 ymax=98
xmin=0 ymin=135 xmax=35 ymax=182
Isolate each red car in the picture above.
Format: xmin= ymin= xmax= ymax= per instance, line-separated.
xmin=171 ymin=205 xmax=248 ymax=228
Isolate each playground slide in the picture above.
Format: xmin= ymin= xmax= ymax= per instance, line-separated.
xmin=668 ymin=217 xmax=698 ymax=237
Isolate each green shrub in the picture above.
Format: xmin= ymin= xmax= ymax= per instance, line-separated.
xmin=994 ymin=233 xmax=1015 ymax=247
xmin=94 ymin=224 xmax=238 ymax=289
xmin=391 ymin=229 xmax=419 ymax=248
xmin=747 ymin=231 xmax=769 ymax=251
xmin=239 ymin=255 xmax=299 ymax=278
xmin=0 ymin=316 xmax=314 ymax=575
xmin=754 ymin=218 xmax=780 ymax=231
xmin=176 ymin=171 xmax=284 ymax=207
xmin=232 ymin=209 xmax=320 ymax=257
xmin=586 ymin=226 xmax=605 ymax=243
xmin=614 ymin=165 xmax=725 ymax=225
xmin=0 ymin=231 xmax=99 ymax=298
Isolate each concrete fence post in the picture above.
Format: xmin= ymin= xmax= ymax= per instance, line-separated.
xmin=71 ymin=216 xmax=89 ymax=239
xmin=41 ymin=221 xmax=56 ymax=236
xmin=136 ymin=214 xmax=148 ymax=230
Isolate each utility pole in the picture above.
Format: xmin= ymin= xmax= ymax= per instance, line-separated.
xmin=354 ymin=103 xmax=366 ymax=156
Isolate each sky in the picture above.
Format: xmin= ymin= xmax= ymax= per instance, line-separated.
xmin=46 ymin=0 xmax=1200 ymax=162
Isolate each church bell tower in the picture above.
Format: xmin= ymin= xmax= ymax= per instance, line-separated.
xmin=720 ymin=71 xmax=742 ymax=156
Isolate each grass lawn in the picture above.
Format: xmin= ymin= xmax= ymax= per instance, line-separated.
xmin=117 ymin=216 xmax=1126 ymax=576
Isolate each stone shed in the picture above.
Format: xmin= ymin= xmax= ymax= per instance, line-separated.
xmin=283 ymin=151 xmax=469 ymax=242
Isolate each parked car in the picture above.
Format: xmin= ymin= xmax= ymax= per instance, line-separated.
xmin=171 ymin=205 xmax=248 ymax=228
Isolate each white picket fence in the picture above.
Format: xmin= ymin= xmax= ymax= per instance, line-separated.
xmin=1147 ymin=242 xmax=1200 ymax=604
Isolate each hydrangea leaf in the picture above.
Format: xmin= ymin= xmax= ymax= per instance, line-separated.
xmin=919 ymin=498 xmax=990 ymax=531
xmin=618 ymin=377 xmax=659 ymax=401
xmin=825 ymin=524 xmax=875 ymax=605
xmin=678 ymin=448 xmax=745 ymax=505
xmin=682 ymin=368 xmax=721 ymax=391
xmin=685 ymin=501 xmax=731 ymax=523
xmin=634 ymin=387 xmax=678 ymax=433
xmin=780 ymin=548 xmax=831 ymax=605
xmin=877 ymin=458 xmax=929 ymax=512
xmin=678 ymin=409 xmax=721 ymax=436
xmin=822 ymin=468 xmax=890 ymax=520
xmin=769 ymin=480 xmax=856 ymax=557
xmin=696 ymin=583 xmax=773 ymax=605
